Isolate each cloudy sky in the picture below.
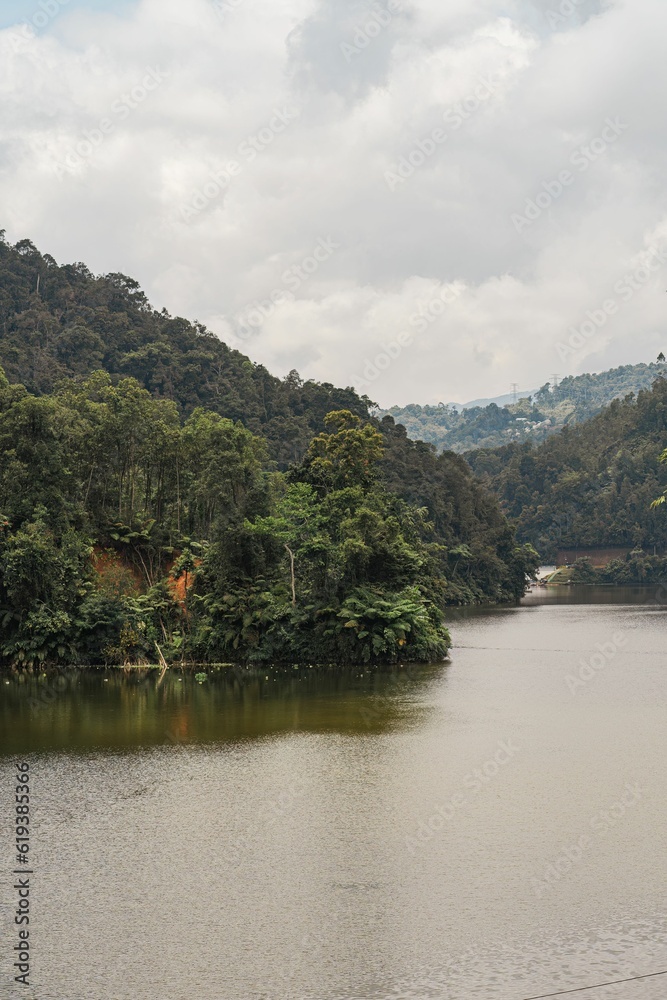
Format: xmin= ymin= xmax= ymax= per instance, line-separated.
xmin=1 ymin=0 xmax=665 ymax=406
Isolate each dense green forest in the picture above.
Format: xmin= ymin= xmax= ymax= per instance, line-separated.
xmin=468 ymin=378 xmax=667 ymax=562
xmin=379 ymin=363 xmax=666 ymax=453
xmin=566 ymin=551 xmax=667 ymax=585
xmin=0 ymin=236 xmax=538 ymax=668
xmin=0 ymin=233 xmax=369 ymax=467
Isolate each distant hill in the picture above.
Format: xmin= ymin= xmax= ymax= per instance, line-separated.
xmin=466 ymin=377 xmax=667 ymax=561
xmin=460 ymin=389 xmax=537 ymax=410
xmin=378 ymin=364 xmax=667 ymax=453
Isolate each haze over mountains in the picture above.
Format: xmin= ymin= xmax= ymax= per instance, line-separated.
xmin=454 ymin=390 xmax=538 ymax=411
xmin=379 ymin=362 xmax=666 ymax=453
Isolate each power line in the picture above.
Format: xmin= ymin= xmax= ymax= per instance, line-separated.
xmin=520 ymin=967 xmax=667 ymax=999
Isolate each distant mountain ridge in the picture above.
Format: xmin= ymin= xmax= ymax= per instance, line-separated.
xmin=378 ymin=363 xmax=666 ymax=453
xmin=467 ymin=376 xmax=667 ymax=562
xmin=459 ymin=390 xmax=538 ymax=410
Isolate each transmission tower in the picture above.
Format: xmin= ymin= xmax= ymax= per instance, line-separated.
xmin=551 ymin=373 xmax=560 ymax=391
xmin=510 ymin=383 xmax=519 ymax=405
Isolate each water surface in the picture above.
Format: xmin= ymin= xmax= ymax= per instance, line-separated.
xmin=1 ymin=587 xmax=666 ymax=999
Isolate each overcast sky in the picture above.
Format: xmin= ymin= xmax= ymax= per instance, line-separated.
xmin=1 ymin=0 xmax=665 ymax=406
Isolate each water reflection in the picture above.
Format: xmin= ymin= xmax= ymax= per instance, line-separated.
xmin=0 ymin=662 xmax=447 ymax=755
xmin=522 ymin=583 xmax=667 ymax=606
xmin=445 ymin=585 xmax=667 ymax=626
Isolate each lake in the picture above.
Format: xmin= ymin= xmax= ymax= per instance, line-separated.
xmin=1 ymin=586 xmax=667 ymax=999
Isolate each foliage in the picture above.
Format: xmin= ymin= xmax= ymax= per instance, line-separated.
xmin=468 ymin=378 xmax=667 ymax=561
xmin=650 ymin=446 xmax=667 ymax=511
xmin=568 ymin=550 xmax=667 ymax=585
xmin=568 ymin=558 xmax=598 ymax=584
xmin=0 ymin=238 xmax=539 ymax=667
xmin=300 ymin=410 xmax=385 ymax=492
xmin=378 ymin=417 xmax=540 ymax=603
xmin=326 ymin=586 xmax=449 ymax=663
xmin=0 ymin=235 xmax=371 ymax=468
xmin=188 ymin=413 xmax=452 ymax=663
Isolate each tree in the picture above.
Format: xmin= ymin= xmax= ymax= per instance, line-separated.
xmin=182 ymin=408 xmax=267 ymax=534
xmin=245 ymin=483 xmax=325 ymax=606
xmin=299 ymin=410 xmax=384 ymax=492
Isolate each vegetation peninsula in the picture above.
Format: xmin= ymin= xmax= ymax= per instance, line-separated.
xmin=0 ymin=236 xmax=538 ymax=669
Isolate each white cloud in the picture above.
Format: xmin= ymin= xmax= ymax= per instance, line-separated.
xmin=1 ymin=0 xmax=666 ymax=406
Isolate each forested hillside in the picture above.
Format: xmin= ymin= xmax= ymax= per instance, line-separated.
xmin=379 ymin=363 xmax=666 ymax=453
xmin=0 ymin=234 xmax=369 ymax=467
xmin=379 ymin=416 xmax=535 ymax=603
xmin=467 ymin=378 xmax=667 ymax=561
xmin=0 ymin=236 xmax=538 ymax=668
